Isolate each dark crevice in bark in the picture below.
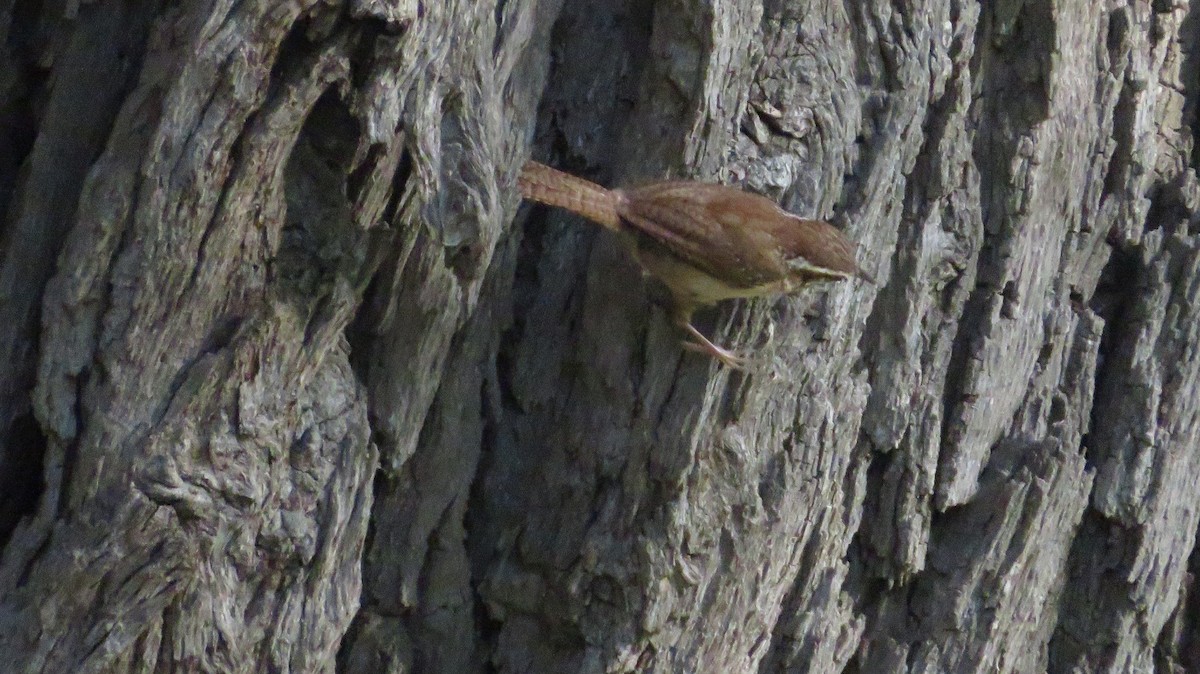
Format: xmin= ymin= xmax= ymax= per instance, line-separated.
xmin=0 ymin=99 xmax=34 ymax=232
xmin=269 ymin=10 xmax=341 ymax=102
xmin=0 ymin=0 xmax=158 ymax=541
xmin=344 ymin=142 xmax=412 ymax=379
xmin=5 ymin=0 xmax=45 ymax=53
xmin=544 ymin=0 xmax=652 ymax=172
xmin=334 ymin=466 xmax=390 ymax=670
xmin=1048 ymin=510 xmax=1132 ymax=670
xmin=503 ymin=0 xmax=653 ymax=369
xmin=0 ymin=412 xmax=46 ymax=546
xmin=1080 ymin=233 xmax=1142 ymax=471
xmin=939 ymin=290 xmax=987 ymax=457
xmin=278 ymin=86 xmax=360 ymax=306
xmin=1 ymin=0 xmax=50 ymax=208
xmin=1158 ymin=538 xmax=1200 ymax=669
xmin=346 ymin=261 xmax=390 ymax=381
xmin=302 ymin=91 xmax=361 ymax=183
xmin=274 ymin=20 xmax=321 ymax=88
xmin=1144 ymin=172 xmax=1200 ymax=235
xmin=845 ymin=445 xmax=926 ymax=671
xmin=468 ymin=371 xmax=504 ymax=671
xmin=492 ymin=0 xmax=510 ymax=56
xmin=499 ymin=205 xmax=543 ymax=391
xmin=1064 ymin=184 xmax=1198 ymax=672
xmin=755 ymin=450 xmax=789 ymax=520
xmin=848 ymin=443 xmax=899 ymax=579
xmin=410 ymin=494 xmax=466 ymax=674
xmin=855 ymin=4 xmax=971 ymax=571
xmin=383 ymin=147 xmax=414 ymax=225
xmin=445 ymin=240 xmax=487 ymax=287
xmin=939 ymin=0 xmax=1053 ymax=494
xmin=347 ymin=18 xmax=393 ymax=91
xmin=500 ymin=199 xmax=590 ymax=385
xmin=760 ymin=509 xmax=852 ymax=672
xmin=1100 ymin=10 xmax=1135 ymax=203
xmin=0 ymin=26 xmax=39 ymax=230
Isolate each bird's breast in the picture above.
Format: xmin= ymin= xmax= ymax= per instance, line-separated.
xmin=634 ymin=246 xmax=790 ymax=307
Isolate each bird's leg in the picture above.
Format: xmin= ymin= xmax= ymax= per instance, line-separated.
xmin=672 ymin=306 xmax=745 ymax=368
xmin=681 ymin=324 xmax=746 ymax=368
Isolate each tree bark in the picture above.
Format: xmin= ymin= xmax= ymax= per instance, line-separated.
xmin=1 ymin=1 xmax=1198 ymax=673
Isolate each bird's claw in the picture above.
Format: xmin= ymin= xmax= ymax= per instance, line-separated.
xmin=682 ymin=339 xmax=746 ymax=369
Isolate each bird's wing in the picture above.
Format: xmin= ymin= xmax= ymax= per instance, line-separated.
xmin=618 ymin=182 xmax=789 ymax=289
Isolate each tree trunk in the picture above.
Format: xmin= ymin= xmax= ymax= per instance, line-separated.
xmin=1 ymin=0 xmax=1197 ymax=672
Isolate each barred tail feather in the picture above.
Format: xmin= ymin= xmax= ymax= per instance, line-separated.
xmin=518 ymin=161 xmax=620 ymax=231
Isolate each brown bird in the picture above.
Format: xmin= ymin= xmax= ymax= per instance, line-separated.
xmin=517 ymin=160 xmax=869 ymax=367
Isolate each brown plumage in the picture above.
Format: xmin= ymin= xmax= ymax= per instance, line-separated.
xmin=517 ymin=160 xmax=868 ymax=367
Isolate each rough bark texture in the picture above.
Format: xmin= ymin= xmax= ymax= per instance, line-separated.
xmin=0 ymin=0 xmax=1198 ymax=673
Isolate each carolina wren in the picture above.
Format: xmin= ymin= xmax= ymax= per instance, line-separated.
xmin=517 ymin=160 xmax=868 ymax=367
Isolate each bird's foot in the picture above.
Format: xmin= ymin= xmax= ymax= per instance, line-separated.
xmin=679 ymin=322 xmax=746 ymax=369
xmin=682 ymin=339 xmax=746 ymax=368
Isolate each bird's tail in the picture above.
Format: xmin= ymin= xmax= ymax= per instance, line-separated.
xmin=517 ymin=161 xmax=620 ymax=231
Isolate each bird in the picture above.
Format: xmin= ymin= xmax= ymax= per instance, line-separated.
xmin=516 ymin=160 xmax=869 ymax=367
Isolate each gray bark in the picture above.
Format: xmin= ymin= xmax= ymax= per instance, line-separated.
xmin=0 ymin=0 xmax=1197 ymax=673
